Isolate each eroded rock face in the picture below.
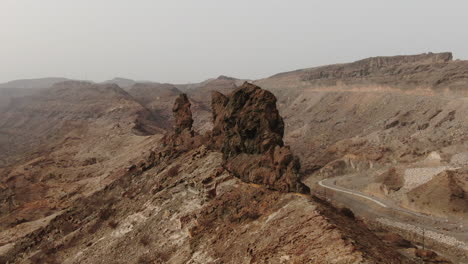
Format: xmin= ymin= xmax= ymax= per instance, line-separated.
xmin=155 ymin=84 xmax=307 ymax=193
xmin=211 ymin=82 xmax=309 ymax=193
xmin=173 ymin=94 xmax=194 ymax=134
xmin=212 ymin=83 xmax=284 ymax=157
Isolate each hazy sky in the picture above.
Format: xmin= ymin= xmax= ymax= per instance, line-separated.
xmin=1 ymin=0 xmax=467 ymax=83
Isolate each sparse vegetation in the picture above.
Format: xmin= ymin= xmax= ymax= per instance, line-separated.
xmin=29 ymin=242 xmax=60 ymax=264
xmin=138 ymin=254 xmax=153 ymax=264
xmin=98 ymin=207 xmax=114 ymax=221
xmin=88 ymin=221 xmax=102 ymax=234
xmin=339 ymin=207 xmax=355 ymax=219
xmin=108 ymin=220 xmax=119 ymax=229
xmin=167 ymin=164 xmax=181 ymax=177
xmin=139 ymin=234 xmax=152 ymax=246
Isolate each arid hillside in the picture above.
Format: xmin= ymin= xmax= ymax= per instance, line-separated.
xmin=257 ymin=52 xmax=468 ymax=94
xmin=127 ymin=82 xmax=183 ymax=129
xmin=2 ymin=53 xmax=468 ymax=263
xmin=0 ymin=81 xmax=166 ymax=234
xmin=0 ymin=83 xmax=417 ymax=264
xmin=0 ymin=88 xmax=37 ymax=111
xmin=0 ymin=78 xmax=72 ymax=111
xmin=0 ymin=81 xmax=162 ymax=165
xmin=254 ymin=53 xmax=468 ymax=254
xmin=0 ymin=78 xmax=71 ymax=90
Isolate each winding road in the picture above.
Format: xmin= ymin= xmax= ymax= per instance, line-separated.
xmin=318 ymin=179 xmax=388 ymax=208
xmin=313 ymin=175 xmax=468 ymax=263
xmin=317 ymin=176 xmax=457 ymax=221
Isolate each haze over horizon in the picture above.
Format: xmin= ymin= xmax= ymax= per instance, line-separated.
xmin=1 ymin=0 xmax=467 ymax=84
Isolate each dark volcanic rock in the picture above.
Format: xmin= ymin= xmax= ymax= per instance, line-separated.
xmin=140 ymin=94 xmax=203 ymax=172
xmin=155 ymin=84 xmax=308 ymax=193
xmin=211 ymin=82 xmax=309 ymax=193
xmin=173 ymin=94 xmax=194 ymax=134
xmin=211 ymin=91 xmax=229 ymax=148
xmin=211 ymin=82 xmax=284 ymax=157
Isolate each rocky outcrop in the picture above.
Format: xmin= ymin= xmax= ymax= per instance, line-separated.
xmin=173 ymin=94 xmax=194 ymax=134
xmin=210 ymin=91 xmax=229 ymax=148
xmin=141 ymin=94 xmax=204 ymax=172
xmin=152 ymin=84 xmax=308 ymax=193
xmin=300 ymin=52 xmax=454 ymax=82
xmin=258 ymin=52 xmax=468 ymax=95
xmin=210 ymin=82 xmax=309 ymax=193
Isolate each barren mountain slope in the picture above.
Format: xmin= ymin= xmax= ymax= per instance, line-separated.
xmin=102 ymin=77 xmax=137 ymax=89
xmin=0 ymin=88 xmax=39 ymax=111
xmin=257 ymin=52 xmax=468 ymax=94
xmin=0 ymin=84 xmax=415 ymax=264
xmin=1 ymin=148 xmax=415 ymax=264
xmin=0 ymin=81 xmax=165 ymax=231
xmin=254 ymin=53 xmax=468 ymax=168
xmin=127 ymin=82 xmax=182 ymax=129
xmin=403 ymin=169 xmax=468 ymax=218
xmin=2 ymin=53 xmax=467 ymax=263
xmin=254 ymin=52 xmax=468 ymax=224
xmin=0 ymin=78 xmax=79 ymax=111
xmin=0 ymin=81 xmax=162 ymax=164
xmin=0 ymin=78 xmax=71 ymax=90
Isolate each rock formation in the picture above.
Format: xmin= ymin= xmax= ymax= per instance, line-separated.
xmin=210 ymin=82 xmax=309 ymax=193
xmin=156 ymin=83 xmax=308 ymax=193
xmin=141 ymin=93 xmax=204 ymax=172
xmin=172 ymin=94 xmax=194 ymax=134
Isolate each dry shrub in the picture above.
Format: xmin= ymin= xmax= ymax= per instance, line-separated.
xmin=138 ymin=254 xmax=153 ymax=264
xmin=339 ymin=207 xmax=355 ymax=219
xmin=98 ymin=207 xmax=114 ymax=221
xmin=0 ymin=256 xmax=6 ymax=264
xmin=91 ymin=205 xmax=115 ymax=233
xmin=108 ymin=220 xmax=119 ymax=229
xmin=139 ymin=235 xmax=152 ymax=246
xmin=167 ymin=164 xmax=181 ymax=177
xmin=29 ymin=242 xmax=60 ymax=264
xmin=138 ymin=251 xmax=170 ymax=264
xmin=155 ymin=251 xmax=171 ymax=263
xmin=61 ymin=220 xmax=78 ymax=234
xmin=30 ymin=254 xmax=60 ymax=264
xmin=88 ymin=221 xmax=102 ymax=234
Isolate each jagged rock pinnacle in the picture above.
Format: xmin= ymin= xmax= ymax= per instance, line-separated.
xmin=172 ymin=93 xmax=193 ymax=134
xmin=210 ymin=82 xmax=309 ymax=193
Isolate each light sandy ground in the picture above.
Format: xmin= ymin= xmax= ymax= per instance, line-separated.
xmin=377 ymin=218 xmax=468 ymax=252
xmin=403 ymin=166 xmax=450 ymax=190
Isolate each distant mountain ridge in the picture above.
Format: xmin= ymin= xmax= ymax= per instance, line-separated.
xmin=102 ymin=77 xmax=137 ymax=89
xmin=0 ymin=77 xmax=71 ymax=89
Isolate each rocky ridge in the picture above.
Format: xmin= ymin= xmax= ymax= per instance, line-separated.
xmin=0 ymin=83 xmax=415 ymax=263
xmin=259 ymin=52 xmax=468 ymax=93
xmin=0 ymin=81 xmax=165 ymax=230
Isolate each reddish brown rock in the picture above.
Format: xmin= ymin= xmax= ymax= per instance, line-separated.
xmin=173 ymin=94 xmax=193 ymax=134
xmin=212 ymin=82 xmax=284 ymax=158
xmin=144 ymin=93 xmax=203 ymax=169
xmin=211 ymin=82 xmax=309 ymax=193
xmin=210 ymin=91 xmax=228 ymax=148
